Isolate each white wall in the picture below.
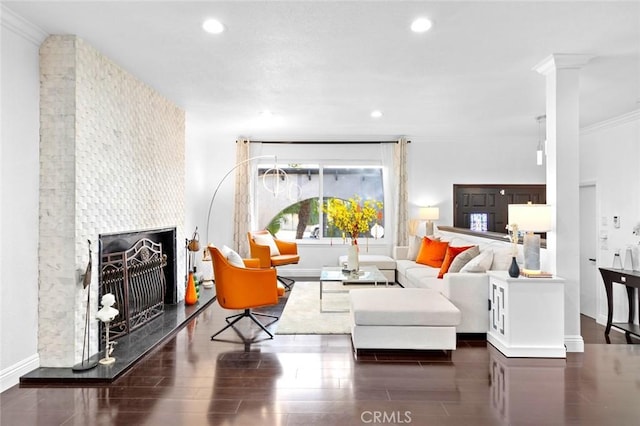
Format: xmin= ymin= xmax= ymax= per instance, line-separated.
xmin=408 ymin=134 xmax=546 ymax=221
xmin=0 ymin=6 xmax=46 ymax=392
xmin=580 ymin=110 xmax=640 ymax=326
xmin=186 ymin=128 xmax=546 ymax=275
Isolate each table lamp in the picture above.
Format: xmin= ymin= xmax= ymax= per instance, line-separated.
xmin=508 ymin=203 xmax=551 ymax=274
xmin=420 ymin=206 xmax=440 ymax=236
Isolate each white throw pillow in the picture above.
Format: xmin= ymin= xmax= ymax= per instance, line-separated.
xmin=460 ymin=249 xmax=494 ymax=273
xmin=253 ymin=233 xmax=281 ymax=256
xmin=490 ymin=246 xmax=515 ymax=270
xmin=448 ymin=245 xmax=480 ymax=273
xmin=407 ymin=235 xmax=422 ymax=261
xmin=221 ymin=245 xmax=245 ymax=268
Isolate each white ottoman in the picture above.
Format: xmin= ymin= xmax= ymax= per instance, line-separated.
xmin=349 ymin=288 xmax=461 ymax=352
xmin=338 ymin=254 xmax=396 ymax=282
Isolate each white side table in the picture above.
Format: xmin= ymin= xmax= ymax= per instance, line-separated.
xmin=487 ymin=271 xmax=566 ymax=358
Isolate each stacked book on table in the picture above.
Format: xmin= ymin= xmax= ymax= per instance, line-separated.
xmin=520 ymin=271 xmax=553 ymax=278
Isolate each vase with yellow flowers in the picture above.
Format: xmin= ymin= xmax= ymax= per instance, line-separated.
xmin=324 ymin=195 xmax=383 ymax=272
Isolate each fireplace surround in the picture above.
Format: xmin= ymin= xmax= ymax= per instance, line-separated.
xmin=38 ymin=35 xmax=185 ymax=367
xmin=99 ymin=227 xmax=178 ymax=343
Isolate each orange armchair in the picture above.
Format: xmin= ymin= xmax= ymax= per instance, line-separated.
xmin=248 ymin=230 xmax=300 ymax=290
xmin=208 ymin=246 xmax=284 ymax=341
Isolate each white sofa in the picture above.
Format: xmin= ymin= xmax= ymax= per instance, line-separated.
xmin=393 ymin=231 xmax=518 ymax=334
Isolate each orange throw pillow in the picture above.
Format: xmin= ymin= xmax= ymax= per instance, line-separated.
xmin=415 ymin=237 xmax=449 ymax=268
xmin=438 ymin=245 xmax=475 ymax=278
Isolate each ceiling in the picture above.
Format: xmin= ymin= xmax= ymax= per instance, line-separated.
xmin=4 ymin=1 xmax=640 ymax=143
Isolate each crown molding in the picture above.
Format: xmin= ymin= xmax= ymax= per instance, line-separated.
xmin=533 ymin=54 xmax=595 ymax=76
xmin=581 ymin=109 xmax=640 ymax=135
xmin=1 ymin=4 xmax=48 ymax=46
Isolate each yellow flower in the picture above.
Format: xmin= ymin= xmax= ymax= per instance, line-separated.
xmin=323 ymin=195 xmax=383 ymax=242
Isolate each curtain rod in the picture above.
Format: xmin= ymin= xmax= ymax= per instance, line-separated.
xmin=247 ymin=140 xmax=410 ymax=145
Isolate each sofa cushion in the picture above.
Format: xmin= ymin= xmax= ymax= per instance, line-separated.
xmin=350 ymin=288 xmax=461 ymax=327
xmin=416 ymin=237 xmax=449 ymax=268
xmin=406 ymin=264 xmax=440 ymax=285
xmin=460 ymin=249 xmax=494 ymax=273
xmin=396 ymin=259 xmax=420 ymax=277
xmin=438 ymin=245 xmax=475 ymax=278
xmin=338 ymin=254 xmax=396 ymax=270
xmin=448 ymin=245 xmax=480 ymax=273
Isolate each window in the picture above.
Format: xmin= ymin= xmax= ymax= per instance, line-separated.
xmin=256 ymin=163 xmax=385 ymax=241
xmin=469 ymin=213 xmax=488 ymax=232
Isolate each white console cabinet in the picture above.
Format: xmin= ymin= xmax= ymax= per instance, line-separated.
xmin=487 ymin=271 xmax=565 ymax=358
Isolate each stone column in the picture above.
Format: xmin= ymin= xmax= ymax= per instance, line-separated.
xmin=534 ymin=54 xmax=593 ymax=353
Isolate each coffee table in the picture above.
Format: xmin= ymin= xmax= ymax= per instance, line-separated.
xmin=319 ymin=266 xmax=388 ymax=312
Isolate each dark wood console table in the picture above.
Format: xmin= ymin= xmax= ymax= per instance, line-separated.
xmin=598 ymin=267 xmax=640 ymax=344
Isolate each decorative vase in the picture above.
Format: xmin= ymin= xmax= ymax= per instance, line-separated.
xmin=623 ymin=246 xmax=634 ymax=270
xmin=193 ymin=266 xmax=200 ymax=300
xmin=508 ymin=256 xmax=520 ymax=278
xmin=185 ymin=271 xmax=198 ymax=305
xmin=347 ymin=243 xmax=359 ymax=272
xmin=612 ymin=250 xmax=623 ymax=270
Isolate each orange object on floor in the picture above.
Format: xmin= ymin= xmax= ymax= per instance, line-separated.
xmin=184 ymin=271 xmax=198 ymax=305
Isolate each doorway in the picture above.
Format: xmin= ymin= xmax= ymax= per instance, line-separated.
xmin=579 ymin=184 xmax=597 ymax=319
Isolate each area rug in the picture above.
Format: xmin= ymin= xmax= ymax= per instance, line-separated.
xmin=276 ymin=281 xmax=356 ymax=334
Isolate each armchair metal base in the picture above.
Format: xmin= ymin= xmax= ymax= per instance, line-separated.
xmin=211 ymin=309 xmax=279 ymax=341
xmin=277 ymin=276 xmax=295 ymax=291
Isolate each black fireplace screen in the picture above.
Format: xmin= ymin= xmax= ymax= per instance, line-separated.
xmin=100 ymin=238 xmax=167 ymax=340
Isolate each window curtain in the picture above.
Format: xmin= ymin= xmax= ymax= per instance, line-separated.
xmin=394 ymin=137 xmax=409 ymax=246
xmin=233 ymin=139 xmax=251 ymax=256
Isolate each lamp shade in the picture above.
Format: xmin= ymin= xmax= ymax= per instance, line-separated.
xmin=419 ymin=207 xmax=440 ymax=221
xmin=508 ymin=204 xmax=551 ymax=232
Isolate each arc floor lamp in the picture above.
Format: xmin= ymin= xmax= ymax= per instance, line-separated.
xmin=201 ymin=154 xmax=279 ymax=282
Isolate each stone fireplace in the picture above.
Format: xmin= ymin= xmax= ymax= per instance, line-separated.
xmin=38 ymin=35 xmax=185 ymax=367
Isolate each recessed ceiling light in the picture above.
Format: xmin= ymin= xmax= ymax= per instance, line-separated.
xmin=256 ymin=110 xmax=284 ymax=127
xmin=371 ymin=110 xmax=383 ymax=118
xmin=411 ymin=17 xmax=432 ymax=33
xmin=202 ymin=18 xmax=225 ymax=34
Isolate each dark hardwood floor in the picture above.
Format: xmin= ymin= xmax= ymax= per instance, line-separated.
xmin=2 ymin=283 xmax=639 ymax=426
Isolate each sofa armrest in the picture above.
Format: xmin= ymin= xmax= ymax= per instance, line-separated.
xmin=393 ymin=246 xmax=409 ymax=260
xmin=441 ymin=272 xmax=489 ymax=333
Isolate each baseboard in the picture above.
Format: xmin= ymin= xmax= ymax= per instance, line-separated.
xmin=1 ymin=353 xmax=40 ymax=392
xmin=565 ymin=335 xmax=585 ymax=353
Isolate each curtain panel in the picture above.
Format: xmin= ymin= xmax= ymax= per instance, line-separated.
xmin=394 ymin=137 xmax=409 ymax=246
xmin=233 ymin=139 xmax=251 ymax=256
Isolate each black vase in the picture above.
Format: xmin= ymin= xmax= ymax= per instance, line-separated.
xmin=508 ymin=256 xmax=520 ymax=278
